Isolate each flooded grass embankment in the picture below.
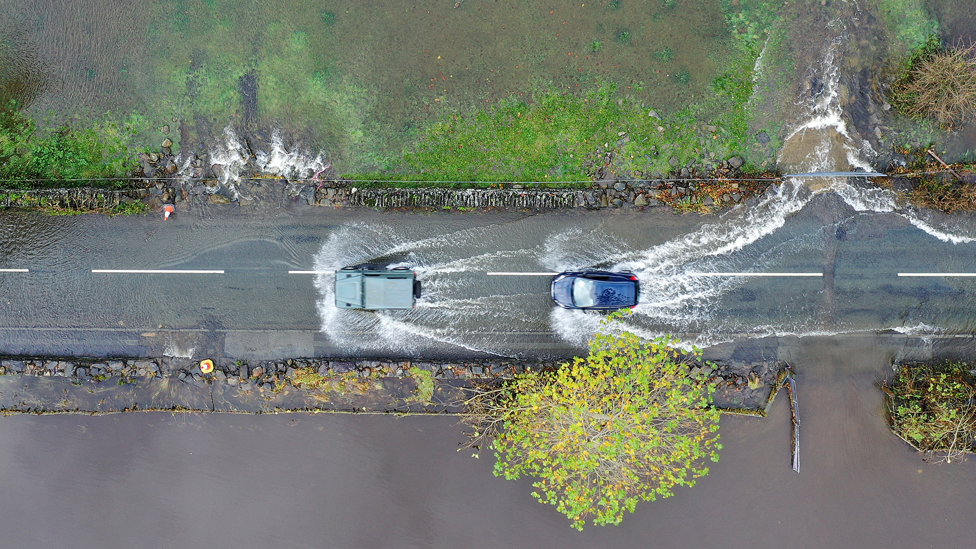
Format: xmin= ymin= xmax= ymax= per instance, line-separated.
xmin=1 ymin=0 xmax=786 ymax=187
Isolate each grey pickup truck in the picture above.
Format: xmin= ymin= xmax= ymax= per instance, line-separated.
xmin=334 ymin=265 xmax=421 ymax=310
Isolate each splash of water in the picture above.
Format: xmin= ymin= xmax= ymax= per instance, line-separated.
xmin=778 ymin=39 xmax=876 ymax=178
xmin=163 ymin=343 xmax=196 ymax=359
xmin=775 ymin=21 xmax=976 ymax=245
xmin=209 ymin=126 xmax=252 ymax=186
xmin=310 ymin=181 xmax=976 ymax=355
xmin=310 ymin=178 xmax=833 ymax=354
xmin=547 ymin=181 xmax=825 ymax=347
xmin=255 ymin=129 xmax=331 ymax=180
xmin=206 ymin=126 xmax=332 ymax=200
xmin=312 ymin=223 xmax=548 ymax=356
xmin=833 ymin=183 xmax=976 ymax=244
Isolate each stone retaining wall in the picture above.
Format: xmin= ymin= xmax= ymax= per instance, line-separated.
xmin=0 ymin=356 xmax=558 ymax=386
xmin=1 ymin=175 xmax=774 ymax=213
xmin=189 ymin=178 xmax=764 ymax=211
xmin=314 ymin=180 xmax=690 ymax=209
xmin=131 ymin=146 xmax=767 ymax=211
xmin=336 ymin=187 xmax=582 ymax=209
xmin=0 ymin=187 xmax=149 ymax=210
xmin=0 ymin=355 xmax=787 ymax=415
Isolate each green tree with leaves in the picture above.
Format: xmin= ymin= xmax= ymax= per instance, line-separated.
xmin=462 ymin=314 xmax=722 ymax=530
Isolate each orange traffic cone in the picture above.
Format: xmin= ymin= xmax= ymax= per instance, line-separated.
xmin=163 ymin=204 xmax=175 ymax=220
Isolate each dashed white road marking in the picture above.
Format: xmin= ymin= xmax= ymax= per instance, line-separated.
xmin=687 ymin=272 xmax=823 ymax=277
xmin=288 ymin=270 xmax=336 ymax=274
xmin=0 ymin=269 xmax=29 ymax=272
xmin=487 ymin=272 xmax=559 ymax=276
xmin=898 ymin=273 xmax=976 ymax=277
xmin=91 ymin=269 xmax=225 ymax=274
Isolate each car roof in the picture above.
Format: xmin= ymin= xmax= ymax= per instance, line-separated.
xmin=553 ymin=271 xmax=638 ymax=309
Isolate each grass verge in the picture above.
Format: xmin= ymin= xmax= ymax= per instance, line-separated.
xmin=882 ymin=145 xmax=976 ymax=212
xmin=0 ymin=101 xmax=141 ymax=189
xmin=346 ymin=66 xmax=768 ymax=185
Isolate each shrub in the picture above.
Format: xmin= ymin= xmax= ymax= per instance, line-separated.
xmin=886 ymin=362 xmax=976 ymax=463
xmin=891 ymin=39 xmax=976 ymax=129
xmin=0 ymin=101 xmax=138 ymax=187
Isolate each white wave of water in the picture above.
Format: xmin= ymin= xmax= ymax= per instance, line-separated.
xmin=615 ymin=183 xmax=813 ymax=271
xmin=256 ymin=130 xmax=331 ymax=179
xmin=163 ymin=343 xmax=197 ymax=359
xmin=311 ymin=223 xmax=548 ymax=356
xmin=890 ymin=323 xmax=943 ymax=336
xmin=206 ymin=126 xmax=332 ymax=200
xmin=310 ymin=177 xmax=834 ymax=354
xmin=310 ymin=182 xmax=976 ymax=353
xmin=209 ymin=126 xmax=251 ymax=186
xmin=833 ymin=183 xmax=976 ymax=244
xmin=903 ymin=215 xmax=976 ymax=244
xmin=547 ymin=181 xmax=824 ymax=347
xmin=172 ymin=154 xmax=195 ymax=186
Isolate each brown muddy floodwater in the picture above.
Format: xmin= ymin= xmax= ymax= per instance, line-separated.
xmin=1 ymin=335 xmax=975 ymax=548
xmin=0 ymin=0 xmax=736 ymax=168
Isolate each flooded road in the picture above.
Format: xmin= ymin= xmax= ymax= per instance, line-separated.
xmin=1 ymin=335 xmax=974 ymax=548
xmin=2 ymin=1 xmax=976 ymax=544
xmin=6 ymin=188 xmax=976 ymax=358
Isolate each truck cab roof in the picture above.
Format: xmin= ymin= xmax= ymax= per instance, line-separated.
xmin=335 ymin=268 xmax=418 ymax=310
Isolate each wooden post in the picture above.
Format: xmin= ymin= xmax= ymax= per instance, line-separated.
xmin=927 ymin=149 xmax=964 ymax=181
xmin=785 ymin=370 xmax=800 ymax=473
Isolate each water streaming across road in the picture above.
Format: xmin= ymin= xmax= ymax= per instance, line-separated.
xmin=304 ymin=28 xmax=976 ymax=353
xmin=4 ymin=1 xmax=976 ymax=546
xmin=298 ymin=0 xmax=976 ymax=354
xmin=298 ymin=180 xmax=976 ymax=356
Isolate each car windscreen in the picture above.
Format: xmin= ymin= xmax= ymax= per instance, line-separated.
xmin=572 ymin=278 xmax=597 ymax=308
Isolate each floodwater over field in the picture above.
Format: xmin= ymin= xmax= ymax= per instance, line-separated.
xmin=0 ymin=0 xmax=736 ymax=169
xmin=4 ymin=0 xmax=976 ymax=546
xmin=2 ymin=336 xmax=976 ymax=548
xmin=2 ymin=0 xmax=973 ymax=173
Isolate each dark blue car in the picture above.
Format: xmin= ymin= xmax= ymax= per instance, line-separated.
xmin=550 ymin=271 xmax=640 ymax=310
